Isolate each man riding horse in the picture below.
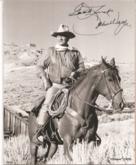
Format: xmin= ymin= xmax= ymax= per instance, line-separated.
xmin=33 ymin=24 xmax=85 ymax=145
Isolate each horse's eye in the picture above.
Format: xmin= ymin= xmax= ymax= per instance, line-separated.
xmin=108 ymin=78 xmax=113 ymax=82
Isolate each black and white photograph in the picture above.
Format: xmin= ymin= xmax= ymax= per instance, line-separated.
xmin=3 ymin=0 xmax=135 ymax=164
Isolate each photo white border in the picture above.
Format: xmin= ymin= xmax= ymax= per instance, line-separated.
xmin=0 ymin=1 xmax=3 ymax=164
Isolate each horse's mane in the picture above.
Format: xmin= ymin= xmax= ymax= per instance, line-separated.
xmin=87 ymin=61 xmax=120 ymax=79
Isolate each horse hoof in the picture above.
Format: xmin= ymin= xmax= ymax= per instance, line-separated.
xmin=37 ymin=155 xmax=47 ymax=162
xmin=37 ymin=158 xmax=47 ymax=165
xmin=42 ymin=157 xmax=47 ymax=163
xmin=97 ymin=139 xmax=101 ymax=146
xmin=64 ymin=154 xmax=73 ymax=162
xmin=37 ymin=161 xmax=46 ymax=165
xmin=94 ymin=140 xmax=101 ymax=146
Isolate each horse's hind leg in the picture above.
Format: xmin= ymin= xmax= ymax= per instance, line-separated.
xmin=30 ymin=142 xmax=38 ymax=165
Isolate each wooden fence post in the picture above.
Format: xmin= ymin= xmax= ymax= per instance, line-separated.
xmin=4 ymin=106 xmax=29 ymax=137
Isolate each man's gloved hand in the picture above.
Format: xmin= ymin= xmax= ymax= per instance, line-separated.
xmin=69 ymin=71 xmax=79 ymax=80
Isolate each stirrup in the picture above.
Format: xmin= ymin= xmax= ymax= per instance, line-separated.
xmin=32 ymin=125 xmax=45 ymax=145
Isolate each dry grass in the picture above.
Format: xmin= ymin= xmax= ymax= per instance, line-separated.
xmin=4 ymin=119 xmax=135 ymax=165
xmin=3 ymin=135 xmax=31 ymax=164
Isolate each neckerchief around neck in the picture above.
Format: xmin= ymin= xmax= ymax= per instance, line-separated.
xmin=55 ymin=44 xmax=73 ymax=51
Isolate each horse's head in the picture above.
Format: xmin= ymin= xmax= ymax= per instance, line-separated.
xmin=95 ymin=57 xmax=125 ymax=111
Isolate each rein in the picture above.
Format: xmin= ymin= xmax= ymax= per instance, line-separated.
xmin=75 ymin=90 xmax=113 ymax=114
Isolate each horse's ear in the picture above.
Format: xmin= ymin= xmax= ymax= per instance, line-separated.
xmin=101 ymin=56 xmax=107 ymax=65
xmin=110 ymin=58 xmax=115 ymax=67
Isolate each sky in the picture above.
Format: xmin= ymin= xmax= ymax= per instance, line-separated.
xmin=3 ymin=0 xmax=135 ymax=63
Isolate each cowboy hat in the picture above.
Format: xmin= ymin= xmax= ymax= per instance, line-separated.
xmin=51 ymin=24 xmax=75 ymax=39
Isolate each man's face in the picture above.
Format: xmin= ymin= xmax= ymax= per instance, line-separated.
xmin=56 ymin=35 xmax=69 ymax=46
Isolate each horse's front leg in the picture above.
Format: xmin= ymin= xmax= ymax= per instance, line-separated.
xmin=30 ymin=142 xmax=38 ymax=165
xmin=63 ymin=135 xmax=73 ymax=161
xmin=39 ymin=142 xmax=58 ymax=163
xmin=46 ymin=142 xmax=58 ymax=161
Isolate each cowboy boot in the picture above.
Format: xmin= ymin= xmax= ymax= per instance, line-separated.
xmin=32 ymin=111 xmax=50 ymax=145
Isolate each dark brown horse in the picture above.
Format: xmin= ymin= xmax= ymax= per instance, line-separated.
xmin=28 ymin=57 xmax=124 ymax=164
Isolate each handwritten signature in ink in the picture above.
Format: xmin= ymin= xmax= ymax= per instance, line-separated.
xmin=69 ymin=2 xmax=130 ymax=35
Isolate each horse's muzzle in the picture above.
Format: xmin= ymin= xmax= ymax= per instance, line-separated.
xmin=113 ymin=100 xmax=125 ymax=112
